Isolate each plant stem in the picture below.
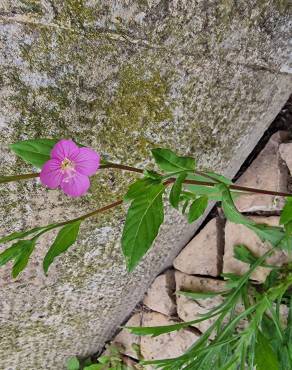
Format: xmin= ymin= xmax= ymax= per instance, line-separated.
xmin=100 ymin=162 xmax=143 ymax=174
xmin=2 ymin=162 xmax=292 ymax=198
xmin=101 ymin=163 xmax=292 ymax=197
xmin=0 ymin=173 xmax=39 ymax=183
xmin=59 ymin=199 xmax=124 ymax=226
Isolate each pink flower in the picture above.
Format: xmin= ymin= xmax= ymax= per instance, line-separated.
xmin=40 ymin=139 xmax=100 ymax=197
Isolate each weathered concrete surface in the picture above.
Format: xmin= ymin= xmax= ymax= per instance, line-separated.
xmin=0 ymin=1 xmax=291 ymax=369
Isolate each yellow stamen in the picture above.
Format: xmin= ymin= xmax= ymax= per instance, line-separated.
xmin=61 ymin=158 xmax=74 ymax=171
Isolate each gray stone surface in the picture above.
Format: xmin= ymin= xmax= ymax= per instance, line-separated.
xmin=0 ymin=1 xmax=291 ymax=369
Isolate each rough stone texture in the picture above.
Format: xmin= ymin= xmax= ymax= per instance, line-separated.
xmin=224 ymin=216 xmax=289 ymax=282
xmin=143 ymin=270 xmax=176 ymax=316
xmin=235 ymin=131 xmax=289 ymax=212
xmin=112 ymin=313 xmax=142 ymax=360
xmin=141 ymin=311 xmax=199 ymax=361
xmin=175 ymin=271 xmax=226 ymax=334
xmin=0 ymin=1 xmax=291 ymax=369
xmin=173 ymin=218 xmax=222 ymax=277
xmin=279 ymin=143 xmax=292 ymax=173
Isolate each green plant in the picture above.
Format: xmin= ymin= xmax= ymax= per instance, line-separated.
xmin=2 ymin=138 xmax=292 ymax=369
xmin=1 ymin=139 xmax=291 ymax=277
xmin=127 ymin=247 xmax=292 ymax=369
xmin=67 ymin=344 xmax=139 ymax=370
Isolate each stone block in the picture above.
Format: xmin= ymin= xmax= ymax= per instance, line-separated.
xmin=279 ymin=143 xmax=292 ymax=174
xmin=223 ymin=216 xmax=288 ymax=282
xmin=234 ymin=131 xmax=289 ymax=212
xmin=143 ymin=270 xmax=176 ymax=316
xmin=113 ymin=313 xmax=142 ymax=360
xmin=141 ymin=312 xmax=199 ymax=361
xmin=173 ymin=218 xmax=223 ymax=277
xmin=175 ymin=271 xmax=226 ymax=334
xmin=0 ymin=2 xmax=291 ymax=368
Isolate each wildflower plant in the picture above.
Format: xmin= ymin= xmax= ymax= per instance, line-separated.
xmin=1 ymin=138 xmax=292 ymax=368
xmin=2 ymin=138 xmax=292 ymax=276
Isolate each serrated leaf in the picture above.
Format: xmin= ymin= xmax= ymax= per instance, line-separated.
xmin=151 ymin=148 xmax=196 ymax=173
xmin=280 ymin=197 xmax=292 ymax=225
xmin=10 ymin=139 xmax=59 ymax=168
xmin=169 ymin=173 xmax=187 ymax=209
xmin=255 ymin=331 xmax=279 ymax=370
xmin=124 ymin=178 xmax=160 ymax=202
xmin=12 ymin=239 xmax=36 ymax=278
xmin=43 ymin=221 xmax=81 ymax=274
xmin=66 ymin=356 xmax=80 ymax=370
xmin=188 ymin=196 xmax=208 ymax=223
xmin=122 ymin=184 xmax=165 ymax=272
xmin=233 ymin=244 xmax=257 ymax=265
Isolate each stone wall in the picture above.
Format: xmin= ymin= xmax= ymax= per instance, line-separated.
xmin=0 ymin=1 xmax=291 ymax=369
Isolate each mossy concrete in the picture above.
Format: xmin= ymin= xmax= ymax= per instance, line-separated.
xmin=0 ymin=1 xmax=291 ymax=369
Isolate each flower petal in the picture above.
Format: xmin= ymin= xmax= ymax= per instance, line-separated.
xmin=51 ymin=139 xmax=79 ymax=161
xmin=74 ymin=147 xmax=100 ymax=176
xmin=60 ymin=172 xmax=90 ymax=197
xmin=40 ymin=159 xmax=63 ymax=189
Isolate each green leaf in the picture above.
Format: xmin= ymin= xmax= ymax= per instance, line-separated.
xmin=0 ymin=226 xmax=47 ymax=244
xmin=43 ymin=221 xmax=81 ymax=274
xmin=143 ymin=169 xmax=162 ymax=180
xmin=122 ymin=184 xmax=165 ymax=271
xmin=280 ymin=197 xmax=292 ymax=225
xmin=255 ymin=331 xmax=279 ymax=370
xmin=12 ymin=239 xmax=36 ymax=278
xmin=177 ymin=290 xmax=227 ymax=299
xmin=250 ymin=223 xmax=285 ymax=247
xmin=284 ymin=221 xmax=292 ymax=235
xmin=66 ymin=356 xmax=80 ymax=370
xmin=233 ymin=244 xmax=257 ymax=265
xmin=124 ymin=178 xmax=160 ymax=202
xmin=97 ymin=355 xmax=110 ymax=364
xmin=125 ymin=321 xmax=191 ymax=337
xmin=181 ymin=200 xmax=189 ymax=214
xmin=169 ymin=173 xmax=187 ymax=209
xmin=10 ymin=139 xmax=58 ymax=168
xmin=0 ymin=240 xmax=24 ymax=268
xmin=221 ymin=185 xmax=286 ymax=247
xmin=188 ymin=196 xmax=208 ymax=223
xmin=220 ymin=185 xmax=255 ymax=227
xmin=0 ymin=223 xmax=58 ymax=244
xmin=84 ymin=365 xmax=104 ymax=370
xmin=151 ymin=148 xmax=196 ymax=173
xmin=201 ymin=171 xmax=233 ymax=185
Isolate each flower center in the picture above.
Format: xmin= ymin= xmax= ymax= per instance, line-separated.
xmin=61 ymin=158 xmax=75 ymax=171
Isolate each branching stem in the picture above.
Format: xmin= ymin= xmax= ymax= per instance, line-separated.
xmin=2 ymin=162 xmax=292 ymax=198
